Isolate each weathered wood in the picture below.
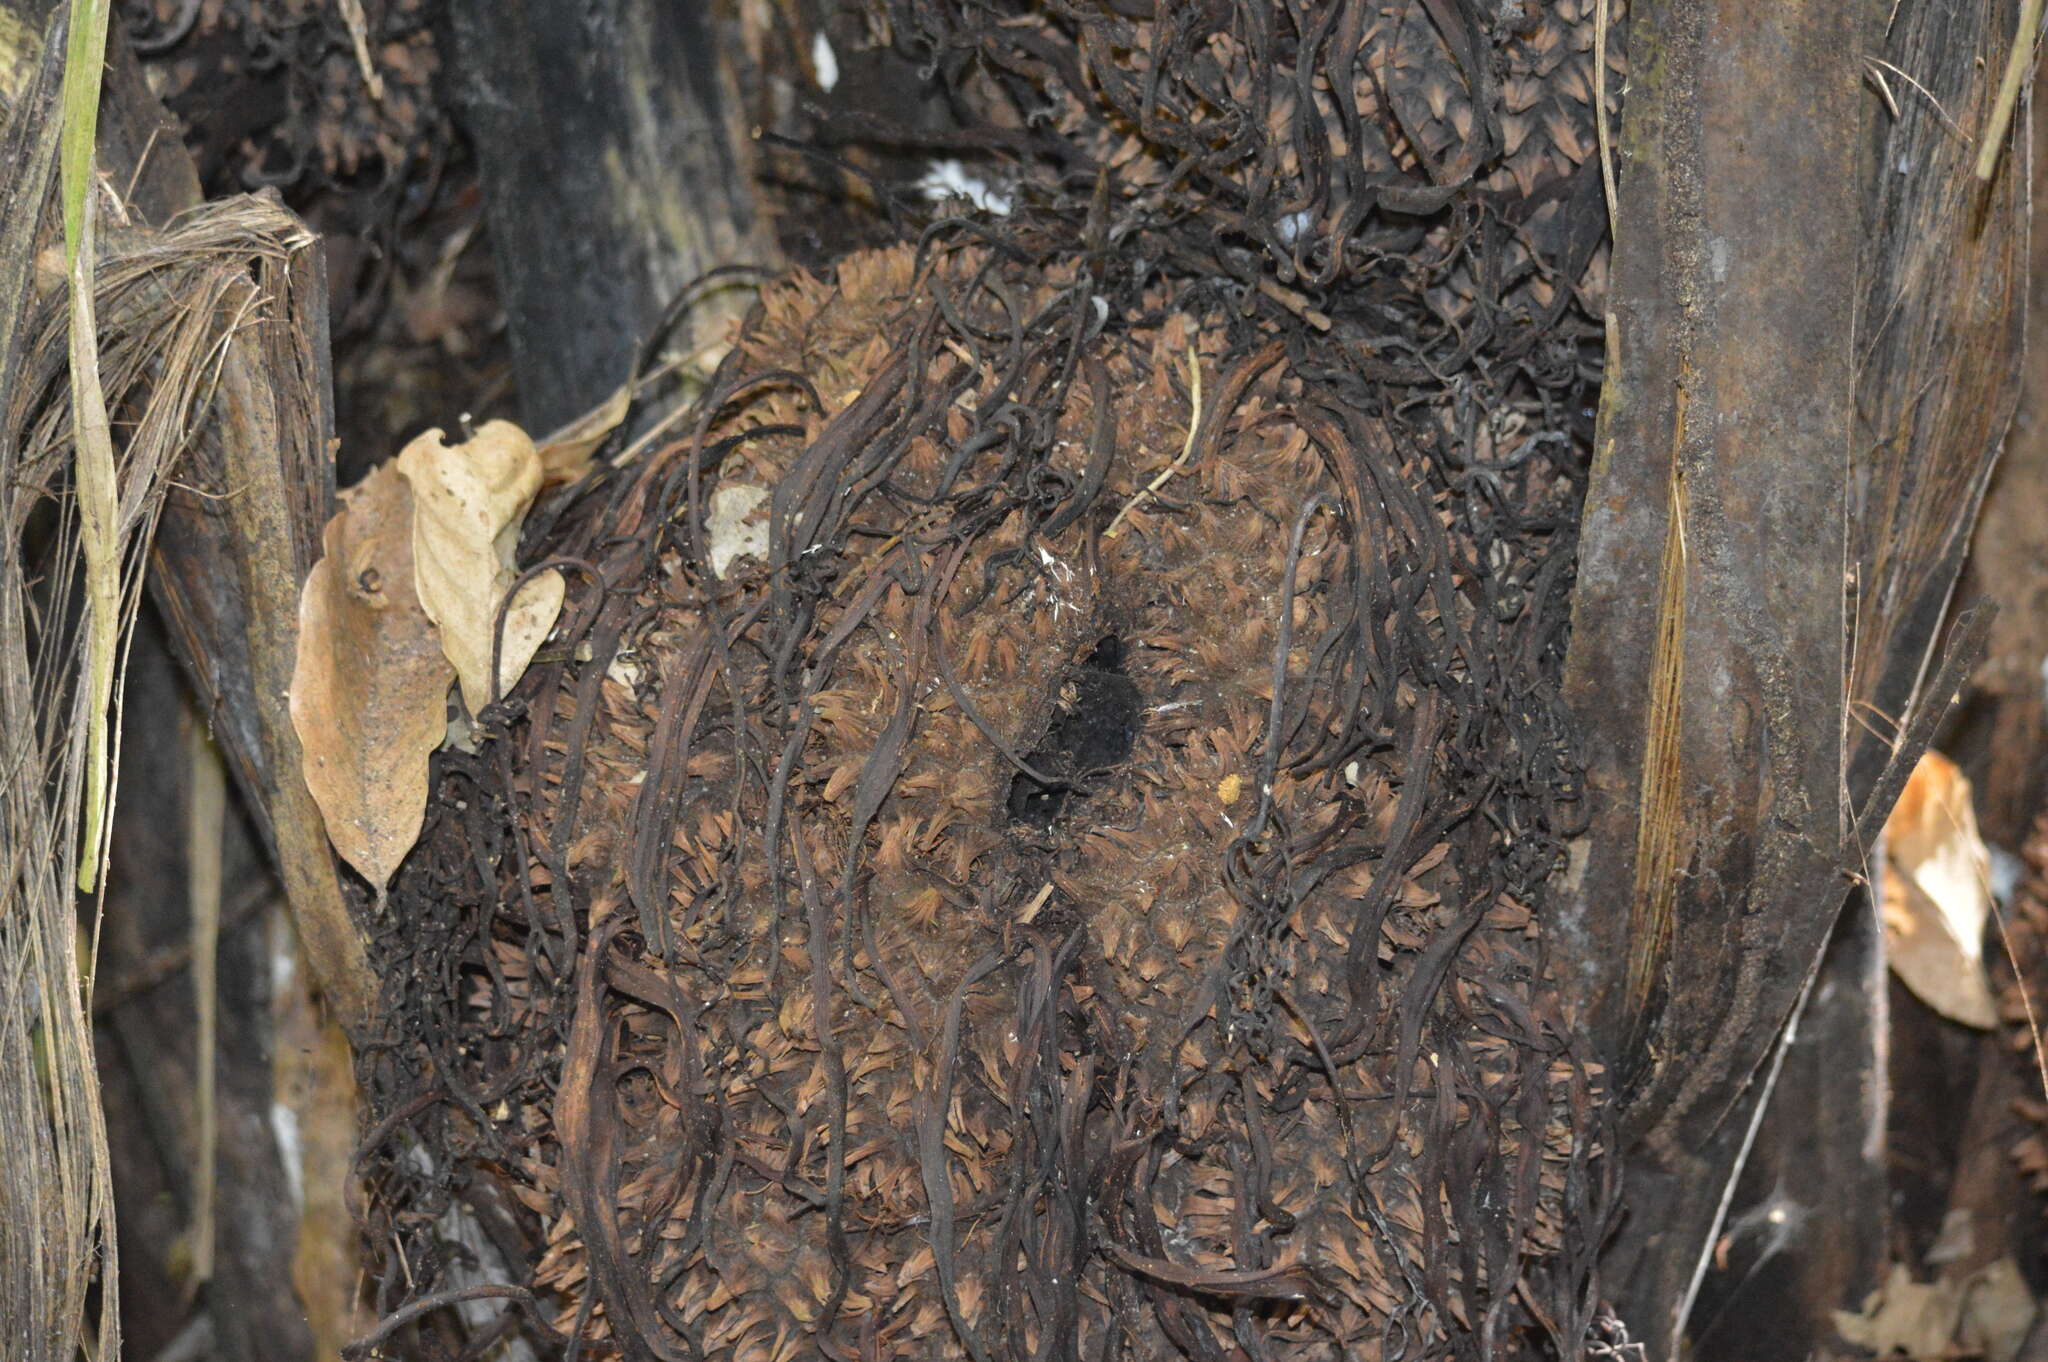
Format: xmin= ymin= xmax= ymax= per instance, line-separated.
xmin=1561 ymin=0 xmax=1862 ymax=1133
xmin=3 ymin=9 xmax=380 ymax=1037
xmin=200 ymin=246 xmax=378 ymax=1035
xmin=1559 ymin=0 xmax=2027 ymax=1346
xmin=1847 ymin=0 xmax=2028 ymax=804
xmin=1952 ymin=55 xmax=2048 ymax=854
xmin=1555 ymin=0 xmax=1863 ymax=1347
xmin=444 ymin=0 xmax=780 ymax=429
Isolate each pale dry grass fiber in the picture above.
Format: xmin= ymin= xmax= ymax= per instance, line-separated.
xmin=0 ymin=14 xmax=332 ymax=1355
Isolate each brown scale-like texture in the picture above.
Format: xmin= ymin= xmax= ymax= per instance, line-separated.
xmin=356 ymin=4 xmax=1620 ymax=1356
xmin=361 ymin=221 xmax=1608 ymax=1359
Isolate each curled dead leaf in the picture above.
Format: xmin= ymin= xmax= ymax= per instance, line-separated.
xmin=1881 ymin=750 xmax=1998 ymax=1029
xmin=396 ymin=420 xmax=564 ymax=716
xmin=289 ymin=463 xmax=454 ymax=892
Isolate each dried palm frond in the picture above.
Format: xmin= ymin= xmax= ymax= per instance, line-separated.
xmin=1 ymin=18 xmax=335 ymax=1353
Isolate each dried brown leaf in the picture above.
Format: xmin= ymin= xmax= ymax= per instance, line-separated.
xmin=396 ymin=420 xmax=564 ymax=716
xmin=1882 ymin=751 xmax=1998 ymax=1029
xmin=289 ymin=463 xmax=453 ymax=891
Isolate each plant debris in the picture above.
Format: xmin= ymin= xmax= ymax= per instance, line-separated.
xmin=290 ymin=461 xmax=451 ymax=894
xmin=1881 ymin=751 xmax=1999 ymax=1030
xmin=395 ymin=419 xmax=563 ymax=719
xmin=292 ymin=419 xmax=570 ymax=891
xmin=346 ymin=4 xmax=1621 ymax=1358
xmin=1833 ymin=1258 xmax=2035 ymax=1362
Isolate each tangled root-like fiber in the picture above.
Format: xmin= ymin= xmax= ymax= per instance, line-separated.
xmin=354 ymin=4 xmax=1622 ymax=1357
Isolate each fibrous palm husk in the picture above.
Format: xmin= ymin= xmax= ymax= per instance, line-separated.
xmin=867 ymin=0 xmax=1623 ymax=309
xmin=348 ymin=1 xmax=1625 ymax=1356
xmin=363 ymin=203 xmax=1607 ymax=1358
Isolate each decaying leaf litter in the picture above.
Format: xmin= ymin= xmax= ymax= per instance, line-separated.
xmin=332 ymin=3 xmax=1625 ymax=1358
xmin=291 ymin=419 xmax=567 ymax=897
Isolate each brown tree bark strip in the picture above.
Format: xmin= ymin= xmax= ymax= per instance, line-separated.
xmin=36 ymin=17 xmax=379 ymax=1037
xmin=1849 ymin=0 xmax=2028 ymax=803
xmin=1678 ymin=0 xmax=2029 ymax=1350
xmin=1556 ymin=0 xmax=1863 ymax=1348
xmin=202 ymin=263 xmax=377 ymax=1036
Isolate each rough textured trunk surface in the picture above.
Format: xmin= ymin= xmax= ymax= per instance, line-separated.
xmin=445 ymin=0 xmax=781 ymax=430
xmin=1558 ymin=0 xmax=1862 ymax=1348
xmin=1562 ymin=0 xmax=2027 ymax=1348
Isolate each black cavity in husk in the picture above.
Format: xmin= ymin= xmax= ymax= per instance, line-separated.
xmin=1006 ymin=635 xmax=1143 ymax=827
